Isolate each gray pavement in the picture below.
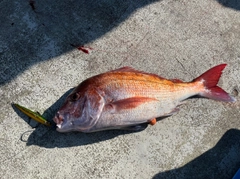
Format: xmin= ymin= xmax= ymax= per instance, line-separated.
xmin=1 ymin=0 xmax=240 ymax=178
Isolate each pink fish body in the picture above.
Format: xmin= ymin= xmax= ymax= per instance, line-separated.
xmin=53 ymin=64 xmax=236 ymax=133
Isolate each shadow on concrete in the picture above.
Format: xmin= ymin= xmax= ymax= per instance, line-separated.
xmin=0 ymin=0 xmax=158 ymax=86
xmin=217 ymin=0 xmax=240 ymax=10
xmin=153 ymin=129 xmax=240 ymax=179
xmin=18 ymin=88 xmax=147 ymax=147
xmin=25 ymin=124 xmax=143 ymax=148
xmin=12 ymin=88 xmax=74 ymax=129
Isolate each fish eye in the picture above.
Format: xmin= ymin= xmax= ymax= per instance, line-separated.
xmin=70 ymin=93 xmax=80 ymax=101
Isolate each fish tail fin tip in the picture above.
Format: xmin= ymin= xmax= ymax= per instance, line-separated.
xmin=193 ymin=64 xmax=236 ymax=102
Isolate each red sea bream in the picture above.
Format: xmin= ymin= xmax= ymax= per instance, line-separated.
xmin=53 ymin=64 xmax=236 ymax=132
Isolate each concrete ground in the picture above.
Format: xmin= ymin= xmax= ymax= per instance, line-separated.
xmin=1 ymin=0 xmax=240 ymax=178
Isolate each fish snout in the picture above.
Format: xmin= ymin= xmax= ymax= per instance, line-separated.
xmin=53 ymin=112 xmax=74 ymax=132
xmin=53 ymin=112 xmax=64 ymax=125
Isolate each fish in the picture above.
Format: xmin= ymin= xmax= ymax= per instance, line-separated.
xmin=53 ymin=64 xmax=236 ymax=133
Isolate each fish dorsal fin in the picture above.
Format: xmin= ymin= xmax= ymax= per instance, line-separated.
xmin=170 ymin=79 xmax=183 ymax=83
xmin=109 ymin=66 xmax=142 ymax=73
xmin=110 ymin=67 xmax=165 ymax=79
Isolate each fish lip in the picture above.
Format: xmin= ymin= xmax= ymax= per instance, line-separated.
xmin=56 ymin=121 xmax=63 ymax=129
xmin=54 ymin=118 xmax=65 ymax=131
xmin=53 ymin=115 xmax=61 ymax=125
xmin=53 ymin=113 xmax=73 ymax=132
xmin=53 ymin=113 xmax=65 ymax=129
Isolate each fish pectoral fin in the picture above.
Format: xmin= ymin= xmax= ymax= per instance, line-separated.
xmin=109 ymin=66 xmax=139 ymax=73
xmin=105 ymin=97 xmax=157 ymax=112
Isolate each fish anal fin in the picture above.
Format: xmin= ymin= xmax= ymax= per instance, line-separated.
xmin=163 ymin=107 xmax=180 ymax=117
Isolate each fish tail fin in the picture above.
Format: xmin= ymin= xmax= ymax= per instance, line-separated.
xmin=192 ymin=64 xmax=236 ymax=102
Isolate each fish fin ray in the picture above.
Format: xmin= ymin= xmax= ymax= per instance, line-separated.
xmin=85 ymin=90 xmax=105 ymax=121
xmin=170 ymin=79 xmax=183 ymax=83
xmin=110 ymin=67 xmax=165 ymax=79
xmin=162 ymin=107 xmax=180 ymax=117
xmin=105 ymin=97 xmax=158 ymax=112
xmin=193 ymin=64 xmax=236 ymax=102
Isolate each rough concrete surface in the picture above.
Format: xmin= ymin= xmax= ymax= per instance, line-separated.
xmin=1 ymin=0 xmax=240 ymax=178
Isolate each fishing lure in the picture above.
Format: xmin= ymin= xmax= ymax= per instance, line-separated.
xmin=13 ymin=103 xmax=51 ymax=127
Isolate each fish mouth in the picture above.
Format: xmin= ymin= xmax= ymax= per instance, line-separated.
xmin=56 ymin=122 xmax=63 ymax=129
xmin=53 ymin=112 xmax=75 ymax=132
xmin=53 ymin=113 xmax=65 ymax=130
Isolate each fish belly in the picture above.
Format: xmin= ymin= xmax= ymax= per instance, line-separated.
xmin=93 ymin=97 xmax=179 ymax=131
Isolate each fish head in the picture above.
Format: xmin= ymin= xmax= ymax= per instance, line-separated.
xmin=53 ymin=88 xmax=105 ymax=133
